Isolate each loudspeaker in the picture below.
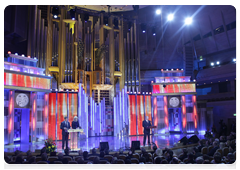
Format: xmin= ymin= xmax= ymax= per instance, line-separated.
xmin=99 ymin=142 xmax=109 ymax=151
xmin=179 ymin=136 xmax=188 ymax=145
xmin=188 ymin=135 xmax=199 ymax=144
xmin=131 ymin=141 xmax=141 ymax=150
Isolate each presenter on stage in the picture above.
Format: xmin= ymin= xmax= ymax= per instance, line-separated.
xmin=60 ymin=116 xmax=70 ymax=150
xmin=142 ymin=116 xmax=151 ymax=146
xmin=72 ymin=116 xmax=81 ymax=129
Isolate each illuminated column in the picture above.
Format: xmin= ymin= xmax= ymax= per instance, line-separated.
xmin=192 ymin=95 xmax=199 ymax=134
xmin=43 ymin=93 xmax=49 ymax=140
xmin=163 ymin=96 xmax=169 ymax=134
xmin=113 ymin=97 xmax=117 ymax=136
xmin=7 ymin=90 xmax=14 ymax=145
xmin=31 ymin=92 xmax=37 ymax=142
xmin=152 ymin=96 xmax=158 ymax=134
xmin=181 ymin=95 xmax=187 ymax=134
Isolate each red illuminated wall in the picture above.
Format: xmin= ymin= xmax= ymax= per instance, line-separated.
xmin=137 ymin=95 xmax=144 ymax=135
xmin=48 ymin=93 xmax=56 ymax=140
xmin=145 ymin=95 xmax=152 ymax=122
xmin=152 ymin=84 xmax=196 ymax=94
xmin=48 ymin=93 xmax=77 ymax=140
xmin=69 ymin=93 xmax=78 ymax=128
xmin=192 ymin=95 xmax=198 ymax=129
xmin=129 ymin=95 xmax=137 ymax=135
xmin=4 ymin=72 xmax=50 ymax=89
xmin=57 ymin=93 xmax=67 ymax=140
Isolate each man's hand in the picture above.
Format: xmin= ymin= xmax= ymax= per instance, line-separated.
xmin=64 ymin=127 xmax=67 ymax=130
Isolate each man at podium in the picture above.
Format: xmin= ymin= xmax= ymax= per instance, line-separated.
xmin=72 ymin=116 xmax=81 ymax=129
xmin=142 ymin=116 xmax=151 ymax=146
xmin=60 ymin=116 xmax=70 ymax=150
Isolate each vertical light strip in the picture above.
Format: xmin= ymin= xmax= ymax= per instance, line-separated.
xmin=55 ymin=92 xmax=58 ymax=142
xmin=114 ymin=97 xmax=117 ymax=136
xmin=192 ymin=95 xmax=198 ymax=132
xmin=163 ymin=96 xmax=169 ymax=134
xmin=181 ymin=95 xmax=187 ymax=133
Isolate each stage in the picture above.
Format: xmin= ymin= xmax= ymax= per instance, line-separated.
xmin=4 ymin=133 xmax=205 ymax=153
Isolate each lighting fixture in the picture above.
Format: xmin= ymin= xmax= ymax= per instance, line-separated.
xmin=185 ymin=17 xmax=192 ymax=25
xmin=156 ymin=9 xmax=161 ymax=15
xmin=211 ymin=62 xmax=214 ymax=66
xmin=167 ymin=14 xmax=174 ymax=21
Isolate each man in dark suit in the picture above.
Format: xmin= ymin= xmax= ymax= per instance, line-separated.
xmin=142 ymin=116 xmax=151 ymax=146
xmin=60 ymin=116 xmax=70 ymax=150
xmin=208 ymin=141 xmax=219 ymax=156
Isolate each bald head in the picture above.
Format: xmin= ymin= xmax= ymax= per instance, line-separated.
xmin=145 ymin=116 xmax=149 ymax=120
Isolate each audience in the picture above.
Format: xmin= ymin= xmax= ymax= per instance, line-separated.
xmin=5 ymin=128 xmax=236 ymax=165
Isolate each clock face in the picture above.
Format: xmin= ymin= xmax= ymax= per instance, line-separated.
xmin=16 ymin=93 xmax=29 ymax=107
xmin=169 ymin=97 xmax=180 ymax=107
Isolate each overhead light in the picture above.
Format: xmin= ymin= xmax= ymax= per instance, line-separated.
xmin=211 ymin=82 xmax=212 ymax=83
xmin=70 ymin=9 xmax=76 ymax=20
xmin=146 ymin=92 xmax=148 ymax=94
xmin=185 ymin=17 xmax=192 ymax=25
xmin=72 ymin=89 xmax=74 ymax=92
xmin=233 ymin=58 xmax=236 ymax=62
xmin=156 ymin=9 xmax=161 ymax=15
xmin=15 ymin=53 xmax=18 ymax=55
xmin=152 ymin=26 xmax=156 ymax=36
xmin=211 ymin=62 xmax=214 ymax=66
xmin=52 ymin=6 xmax=59 ymax=19
xmin=226 ymin=79 xmax=228 ymax=81
xmin=153 ymin=33 xmax=156 ymax=36
xmin=142 ymin=30 xmax=145 ymax=33
xmin=22 ymin=54 xmax=25 ymax=57
xmin=8 ymin=51 xmax=11 ymax=54
xmin=181 ymin=69 xmax=183 ymax=70
xmin=216 ymin=61 xmax=220 ymax=65
xmin=167 ymin=14 xmax=174 ymax=21
xmin=66 ymin=89 xmax=69 ymax=92
xmin=28 ymin=56 xmax=31 ymax=58
xmin=141 ymin=23 xmax=146 ymax=33
xmin=55 ymin=89 xmax=58 ymax=91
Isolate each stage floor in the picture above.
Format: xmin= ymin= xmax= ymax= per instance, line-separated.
xmin=4 ymin=134 xmax=205 ymax=153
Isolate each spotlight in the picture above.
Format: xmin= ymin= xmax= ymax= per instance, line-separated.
xmin=211 ymin=62 xmax=214 ymax=66
xmin=141 ymin=23 xmax=146 ymax=33
xmin=185 ymin=17 xmax=192 ymax=25
xmin=8 ymin=51 xmax=11 ymax=54
xmin=104 ymin=16 xmax=108 ymax=25
xmin=216 ymin=61 xmax=220 ymax=65
xmin=84 ymin=14 xmax=89 ymax=22
xmin=52 ymin=6 xmax=59 ymax=19
xmin=156 ymin=9 xmax=161 ymax=15
xmin=70 ymin=9 xmax=76 ymax=20
xmin=15 ymin=53 xmax=18 ymax=55
xmin=152 ymin=26 xmax=156 ymax=36
xmin=167 ymin=14 xmax=174 ymax=21
xmin=233 ymin=58 xmax=236 ymax=62
xmin=128 ymin=22 xmax=132 ymax=31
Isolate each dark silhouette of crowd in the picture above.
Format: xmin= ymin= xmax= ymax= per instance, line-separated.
xmin=4 ymin=131 xmax=236 ymax=164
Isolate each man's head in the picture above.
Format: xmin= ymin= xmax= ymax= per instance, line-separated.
xmin=86 ymin=162 xmax=93 ymax=169
xmin=155 ymin=148 xmax=162 ymax=156
xmin=227 ymin=153 xmax=235 ymax=161
xmin=28 ymin=156 xmax=36 ymax=164
xmin=48 ymin=161 xmax=56 ymax=169
xmin=26 ymin=150 xmax=32 ymax=157
xmin=153 ymin=145 xmax=157 ymax=152
xmin=92 ymin=148 xmax=96 ymax=154
xmin=161 ymin=159 xmax=168 ymax=164
xmin=41 ymin=153 xmax=48 ymax=161
xmin=213 ymin=154 xmax=222 ymax=164
xmin=74 ymin=116 xmax=78 ymax=122
xmin=15 ymin=154 xmax=23 ymax=163
xmin=64 ymin=116 xmax=68 ymax=121
xmin=182 ymin=148 xmax=188 ymax=154
xmin=188 ymin=153 xmax=194 ymax=160
xmin=213 ymin=141 xmax=219 ymax=147
xmin=83 ymin=151 xmax=88 ymax=158
xmin=58 ymin=153 xmax=63 ymax=160
xmin=154 ymin=156 xmax=162 ymax=164
xmin=145 ymin=116 xmax=149 ymax=120
xmin=78 ymin=149 xmax=83 ymax=156
xmin=171 ymin=157 xmax=179 ymax=164
xmin=64 ymin=147 xmax=70 ymax=155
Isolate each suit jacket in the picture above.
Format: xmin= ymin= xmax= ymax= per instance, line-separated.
xmin=60 ymin=121 xmax=70 ymax=135
xmin=142 ymin=120 xmax=151 ymax=134
xmin=72 ymin=121 xmax=80 ymax=129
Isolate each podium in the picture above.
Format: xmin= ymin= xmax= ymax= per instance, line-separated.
xmin=68 ymin=129 xmax=84 ymax=151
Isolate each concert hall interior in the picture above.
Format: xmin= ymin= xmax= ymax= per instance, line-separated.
xmin=4 ymin=5 xmax=236 ymax=165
